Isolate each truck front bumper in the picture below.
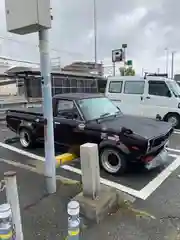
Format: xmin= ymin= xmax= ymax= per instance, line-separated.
xmin=145 ymin=148 xmax=169 ymax=170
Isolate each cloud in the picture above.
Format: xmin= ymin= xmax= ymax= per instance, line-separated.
xmin=0 ymin=0 xmax=180 ymax=75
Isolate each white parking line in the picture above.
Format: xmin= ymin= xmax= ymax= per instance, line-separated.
xmin=139 ymin=156 xmax=180 ymax=199
xmin=0 ymin=141 xmax=142 ymax=198
xmin=174 ymin=130 xmax=180 ymax=135
xmin=168 ymin=153 xmax=180 ymax=158
xmin=0 ymin=142 xmax=44 ymax=161
xmin=166 ymin=147 xmax=180 ymax=154
xmin=0 ymin=141 xmax=178 ymax=200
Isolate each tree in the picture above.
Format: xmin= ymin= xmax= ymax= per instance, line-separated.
xmin=119 ymin=66 xmax=135 ymax=76
xmin=125 ymin=67 xmax=135 ymax=76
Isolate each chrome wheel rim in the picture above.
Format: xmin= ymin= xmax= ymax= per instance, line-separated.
xmin=101 ymin=149 xmax=122 ymax=173
xmin=20 ymin=131 xmax=30 ymax=147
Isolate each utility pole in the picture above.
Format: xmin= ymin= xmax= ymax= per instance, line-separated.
xmin=39 ymin=29 xmax=56 ymax=194
xmin=171 ymin=51 xmax=175 ymax=79
xmin=5 ymin=0 xmax=56 ymax=193
xmin=122 ymin=44 xmax=127 ymax=76
xmin=112 ymin=62 xmax=115 ymax=76
xmin=93 ymin=0 xmax=97 ymax=66
xmin=165 ymin=48 xmax=169 ymax=76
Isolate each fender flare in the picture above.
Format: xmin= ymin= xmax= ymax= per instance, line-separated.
xmin=99 ymin=139 xmax=130 ymax=155
xmin=18 ymin=121 xmax=34 ymax=134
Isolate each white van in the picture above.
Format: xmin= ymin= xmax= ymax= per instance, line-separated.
xmin=105 ymin=76 xmax=180 ymax=127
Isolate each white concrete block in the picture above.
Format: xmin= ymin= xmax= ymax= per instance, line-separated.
xmin=80 ymin=143 xmax=100 ymax=199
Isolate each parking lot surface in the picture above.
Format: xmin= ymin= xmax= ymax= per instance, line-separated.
xmin=0 ymin=123 xmax=180 ymax=200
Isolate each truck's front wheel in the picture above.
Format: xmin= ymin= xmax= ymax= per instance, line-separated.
xmin=19 ymin=128 xmax=34 ymax=149
xmin=99 ymin=147 xmax=127 ymax=175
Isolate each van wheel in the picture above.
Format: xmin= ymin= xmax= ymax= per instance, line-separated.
xmin=19 ymin=128 xmax=34 ymax=148
xmin=100 ymin=147 xmax=127 ymax=175
xmin=165 ymin=113 xmax=180 ymax=128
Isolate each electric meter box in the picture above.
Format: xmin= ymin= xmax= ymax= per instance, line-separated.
xmin=5 ymin=0 xmax=51 ymax=35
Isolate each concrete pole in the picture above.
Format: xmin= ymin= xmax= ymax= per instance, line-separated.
xmin=171 ymin=51 xmax=175 ymax=79
xmin=93 ymin=0 xmax=97 ymax=65
xmin=165 ymin=48 xmax=169 ymax=77
xmin=4 ymin=171 xmax=23 ymax=240
xmin=123 ymin=48 xmax=126 ymax=68
xmin=38 ymin=29 xmax=56 ymax=194
xmin=112 ymin=62 xmax=115 ymax=76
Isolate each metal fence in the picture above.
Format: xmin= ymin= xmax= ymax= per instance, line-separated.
xmin=51 ymin=74 xmax=98 ymax=96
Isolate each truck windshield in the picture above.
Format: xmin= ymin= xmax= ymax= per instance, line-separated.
xmin=77 ymin=97 xmax=121 ymax=121
xmin=166 ymin=81 xmax=180 ymax=97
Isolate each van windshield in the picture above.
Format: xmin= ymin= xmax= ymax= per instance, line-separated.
xmin=166 ymin=81 xmax=180 ymax=97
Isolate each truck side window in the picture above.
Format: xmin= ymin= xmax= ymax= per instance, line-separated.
xmin=124 ymin=81 xmax=145 ymax=94
xmin=148 ymin=81 xmax=170 ymax=97
xmin=109 ymin=81 xmax=123 ymax=93
xmin=57 ymin=100 xmax=74 ymax=112
xmin=57 ymin=100 xmax=81 ymax=120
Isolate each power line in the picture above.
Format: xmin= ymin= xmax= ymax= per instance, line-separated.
xmin=0 ymin=56 xmax=39 ymax=65
xmin=0 ymin=35 xmax=84 ymax=57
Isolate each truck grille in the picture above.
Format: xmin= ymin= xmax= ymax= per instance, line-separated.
xmin=148 ymin=128 xmax=173 ymax=150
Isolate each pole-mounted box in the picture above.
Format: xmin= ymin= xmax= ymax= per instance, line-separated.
xmin=5 ymin=0 xmax=51 ymax=35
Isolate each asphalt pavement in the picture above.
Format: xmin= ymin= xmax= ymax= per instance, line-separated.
xmin=0 ymin=124 xmax=178 ymax=199
xmin=1 ymin=123 xmax=180 ymax=239
xmin=0 ymin=161 xmax=82 ymax=240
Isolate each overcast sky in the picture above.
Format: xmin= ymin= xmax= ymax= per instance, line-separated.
xmin=0 ymin=0 xmax=180 ymax=76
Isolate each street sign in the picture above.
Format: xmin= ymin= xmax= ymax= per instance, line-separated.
xmin=112 ymin=49 xmax=123 ymax=63
xmin=122 ymin=44 xmax=127 ymax=49
xmin=127 ymin=60 xmax=133 ymax=66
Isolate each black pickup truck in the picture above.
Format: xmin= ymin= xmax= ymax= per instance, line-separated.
xmin=6 ymin=93 xmax=173 ymax=175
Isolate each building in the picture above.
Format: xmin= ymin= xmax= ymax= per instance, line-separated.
xmin=6 ymin=66 xmax=105 ymax=99
xmin=62 ymin=61 xmax=104 ymax=76
xmin=174 ymin=74 xmax=180 ymax=81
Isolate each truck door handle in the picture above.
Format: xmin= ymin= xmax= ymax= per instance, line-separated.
xmin=140 ymin=96 xmax=143 ymax=100
xmin=146 ymin=96 xmax=150 ymax=99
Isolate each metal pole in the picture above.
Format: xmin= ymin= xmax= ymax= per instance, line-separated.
xmin=4 ymin=171 xmax=23 ymax=240
xmin=112 ymin=62 xmax=115 ymax=76
xmin=122 ymin=47 xmax=127 ymax=76
xmin=93 ymin=0 xmax=97 ymax=65
xmin=38 ymin=29 xmax=56 ymax=194
xmin=171 ymin=51 xmax=175 ymax=79
xmin=165 ymin=48 xmax=169 ymax=76
xmin=67 ymin=201 xmax=80 ymax=240
xmin=123 ymin=48 xmax=126 ymax=67
xmin=141 ymin=68 xmax=144 ymax=77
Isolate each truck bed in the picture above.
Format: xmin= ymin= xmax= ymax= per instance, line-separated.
xmin=8 ymin=107 xmax=43 ymax=116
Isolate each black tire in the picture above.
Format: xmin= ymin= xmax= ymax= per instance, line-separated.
xmin=19 ymin=128 xmax=34 ymax=149
xmin=99 ymin=147 xmax=127 ymax=175
xmin=165 ymin=113 xmax=180 ymax=128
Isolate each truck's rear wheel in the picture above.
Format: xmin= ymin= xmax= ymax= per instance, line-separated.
xmin=19 ymin=128 xmax=33 ymax=148
xmin=100 ymin=147 xmax=127 ymax=175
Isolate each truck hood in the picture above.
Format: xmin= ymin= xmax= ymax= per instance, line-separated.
xmin=97 ymin=115 xmax=173 ymax=139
